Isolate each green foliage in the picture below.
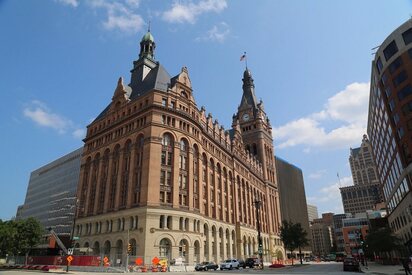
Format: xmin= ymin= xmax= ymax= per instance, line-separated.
xmin=365 ymin=227 xmax=403 ymax=255
xmin=0 ymin=218 xmax=44 ymax=256
xmin=279 ymin=220 xmax=309 ymax=265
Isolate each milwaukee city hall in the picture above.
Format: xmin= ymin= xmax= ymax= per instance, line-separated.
xmin=75 ymin=30 xmax=284 ymax=265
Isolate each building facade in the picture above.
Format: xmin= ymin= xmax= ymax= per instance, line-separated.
xmin=340 ymin=135 xmax=384 ymax=214
xmin=19 ymin=148 xmax=82 ymax=235
xmin=341 ymin=214 xmax=369 ymax=256
xmin=332 ymin=214 xmax=348 ymax=253
xmin=367 ymin=19 xmax=412 ymax=251
xmin=275 ymin=156 xmax=312 ymax=256
xmin=310 ymin=218 xmax=332 ymax=257
xmin=307 ymin=204 xmax=319 ymax=224
xmin=74 ymin=31 xmax=284 ymax=265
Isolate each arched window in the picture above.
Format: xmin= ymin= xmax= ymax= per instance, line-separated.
xmin=179 ymin=139 xmax=189 ymax=207
xmin=109 ymin=145 xmax=121 ymax=210
xmin=193 ymin=145 xmax=200 ymax=209
xmin=130 ymin=239 xmax=137 ymax=256
xmin=120 ymin=140 xmax=132 ymax=208
xmin=179 ymin=239 xmax=189 ymax=262
xmin=98 ymin=149 xmax=110 ymax=213
xmin=79 ymin=157 xmax=92 ymax=216
xmin=134 ymin=135 xmax=144 ymax=204
xmin=159 ymin=238 xmax=171 ymax=259
xmin=88 ymin=154 xmax=100 ymax=215
xmin=160 ymin=133 xmax=174 ymax=204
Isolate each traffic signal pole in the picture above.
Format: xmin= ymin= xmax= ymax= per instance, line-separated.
xmin=126 ymin=229 xmax=130 ymax=272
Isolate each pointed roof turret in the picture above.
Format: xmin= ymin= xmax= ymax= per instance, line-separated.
xmin=239 ymin=68 xmax=259 ymax=110
xmin=139 ymin=27 xmax=156 ymax=60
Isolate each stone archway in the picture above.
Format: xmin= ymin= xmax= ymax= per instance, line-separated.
xmin=159 ymin=238 xmax=172 ymax=261
xmin=194 ymin=240 xmax=200 ymax=263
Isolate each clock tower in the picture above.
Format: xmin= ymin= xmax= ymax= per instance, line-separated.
xmin=235 ymin=68 xmax=281 ymax=237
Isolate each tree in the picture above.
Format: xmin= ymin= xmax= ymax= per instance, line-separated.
xmin=0 ymin=218 xmax=44 ymax=256
xmin=280 ymin=220 xmax=309 ymax=265
xmin=365 ymin=227 xmax=403 ymax=262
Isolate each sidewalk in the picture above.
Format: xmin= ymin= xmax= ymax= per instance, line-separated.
xmin=361 ymin=261 xmax=405 ymax=275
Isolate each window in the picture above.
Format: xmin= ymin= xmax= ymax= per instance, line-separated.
xmin=394 ymin=113 xmax=400 ymax=125
xmin=402 ymin=28 xmax=412 ymax=45
xmin=389 ymin=57 xmax=403 ymax=74
xmin=376 ymin=57 xmax=383 ymax=74
xmin=383 ymin=40 xmax=398 ymax=61
xmin=162 ymin=98 xmax=167 ymax=107
xmin=398 ymin=85 xmax=412 ymax=101
xmin=393 ymin=71 xmax=407 ymax=88
xmin=389 ymin=99 xmax=395 ymax=111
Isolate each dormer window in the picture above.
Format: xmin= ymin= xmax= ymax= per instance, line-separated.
xmin=181 ymin=91 xmax=188 ymax=98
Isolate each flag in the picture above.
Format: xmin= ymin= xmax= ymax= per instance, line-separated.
xmin=240 ymin=53 xmax=246 ymax=61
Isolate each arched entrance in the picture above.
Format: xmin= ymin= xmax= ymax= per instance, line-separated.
xmin=194 ymin=240 xmax=200 ymax=263
xmin=159 ymin=238 xmax=171 ymax=261
xmin=179 ymin=239 xmax=189 ymax=263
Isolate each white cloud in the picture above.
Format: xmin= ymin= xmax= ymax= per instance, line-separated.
xmin=196 ymin=22 xmax=230 ymax=43
xmin=72 ymin=128 xmax=86 ymax=139
xmin=23 ymin=100 xmax=85 ymax=140
xmin=88 ymin=0 xmax=145 ymax=34
xmin=162 ymin=0 xmax=227 ymax=24
xmin=274 ymin=82 xmax=370 ymax=150
xmin=308 ymin=169 xmax=327 ymax=179
xmin=307 ymin=176 xmax=352 ymax=205
xmin=56 ymin=0 xmax=79 ymax=7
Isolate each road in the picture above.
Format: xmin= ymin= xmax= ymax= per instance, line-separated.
xmin=0 ymin=262 xmax=360 ymax=275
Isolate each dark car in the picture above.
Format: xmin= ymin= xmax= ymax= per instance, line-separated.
xmin=245 ymin=257 xmax=259 ymax=268
xmin=195 ymin=261 xmax=218 ymax=271
xmin=343 ymin=257 xmax=360 ymax=272
xmin=238 ymin=259 xmax=246 ymax=268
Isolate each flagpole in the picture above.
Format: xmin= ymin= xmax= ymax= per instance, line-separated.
xmin=244 ymin=51 xmax=248 ymax=69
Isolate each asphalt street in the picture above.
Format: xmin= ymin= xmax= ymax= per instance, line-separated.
xmin=0 ymin=262 xmax=361 ymax=275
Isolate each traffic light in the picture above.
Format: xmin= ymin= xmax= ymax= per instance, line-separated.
xmin=127 ymin=243 xmax=132 ymax=255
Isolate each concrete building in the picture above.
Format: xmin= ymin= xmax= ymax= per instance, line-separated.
xmin=19 ymin=148 xmax=82 ymax=235
xmin=275 ymin=156 xmax=312 ymax=256
xmin=340 ymin=135 xmax=384 ymax=214
xmin=367 ymin=19 xmax=412 ymax=251
xmin=307 ymin=204 xmax=318 ymax=223
xmin=310 ymin=218 xmax=332 ymax=257
xmin=74 ymin=31 xmax=284 ymax=265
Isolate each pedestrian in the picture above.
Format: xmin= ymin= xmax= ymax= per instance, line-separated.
xmin=402 ymin=258 xmax=411 ymax=275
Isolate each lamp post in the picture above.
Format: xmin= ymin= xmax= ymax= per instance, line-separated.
xmin=67 ymin=198 xmax=79 ymax=273
xmin=254 ymin=200 xmax=263 ymax=269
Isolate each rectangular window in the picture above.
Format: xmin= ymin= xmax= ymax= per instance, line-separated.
xmin=167 ymin=172 xmax=172 ymax=186
xmin=162 ymin=98 xmax=167 ymax=107
xmin=402 ymin=27 xmax=412 ymax=45
xmin=383 ymin=40 xmax=398 ymax=61
xmin=376 ymin=57 xmax=383 ymax=74
xmin=389 ymin=56 xmax=403 ymax=74
xmin=389 ymin=99 xmax=395 ymax=111
xmin=398 ymin=85 xmax=412 ymax=101
xmin=393 ymin=70 xmax=407 ymax=88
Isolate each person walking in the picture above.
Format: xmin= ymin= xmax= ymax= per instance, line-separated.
xmin=402 ymin=258 xmax=411 ymax=275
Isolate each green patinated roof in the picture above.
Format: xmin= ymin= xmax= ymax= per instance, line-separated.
xmin=141 ymin=31 xmax=154 ymax=42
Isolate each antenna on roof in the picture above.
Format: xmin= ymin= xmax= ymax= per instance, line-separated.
xmin=337 ymin=172 xmax=342 ymax=187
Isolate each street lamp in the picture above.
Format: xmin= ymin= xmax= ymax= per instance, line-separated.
xmin=253 ymin=200 xmax=263 ymax=269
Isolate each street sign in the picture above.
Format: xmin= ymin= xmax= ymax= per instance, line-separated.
xmin=103 ymin=256 xmax=109 ymax=263
xmin=72 ymin=236 xmax=80 ymax=240
xmin=67 ymin=248 xmax=74 ymax=255
xmin=152 ymin=257 xmax=160 ymax=265
xmin=67 ymin=255 xmax=73 ymax=263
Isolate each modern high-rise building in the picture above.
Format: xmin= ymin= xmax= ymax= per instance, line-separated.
xmin=307 ymin=204 xmax=319 ymax=223
xmin=19 ymin=148 xmax=82 ymax=236
xmin=74 ymin=30 xmax=284 ymax=265
xmin=275 ymin=156 xmax=311 ymax=256
xmin=340 ymin=135 xmax=384 ymax=214
xmin=367 ymin=19 xmax=412 ymax=250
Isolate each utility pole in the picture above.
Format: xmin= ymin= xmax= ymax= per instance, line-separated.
xmin=254 ymin=200 xmax=263 ymax=269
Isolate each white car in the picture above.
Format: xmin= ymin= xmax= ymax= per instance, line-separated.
xmin=220 ymin=259 xmax=240 ymax=270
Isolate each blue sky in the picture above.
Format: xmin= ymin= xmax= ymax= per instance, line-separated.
xmin=0 ymin=0 xmax=411 ymax=220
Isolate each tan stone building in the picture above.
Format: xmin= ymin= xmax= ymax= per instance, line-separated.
xmin=74 ymin=31 xmax=284 ymax=265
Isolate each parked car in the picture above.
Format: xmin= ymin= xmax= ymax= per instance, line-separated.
xmin=245 ymin=257 xmax=259 ymax=268
xmin=220 ymin=259 xmax=240 ymax=270
xmin=343 ymin=257 xmax=360 ymax=272
xmin=238 ymin=259 xmax=246 ymax=268
xmin=195 ymin=262 xmax=218 ymax=271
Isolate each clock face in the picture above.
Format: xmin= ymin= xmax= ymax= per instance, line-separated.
xmin=242 ymin=113 xmax=250 ymax=121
